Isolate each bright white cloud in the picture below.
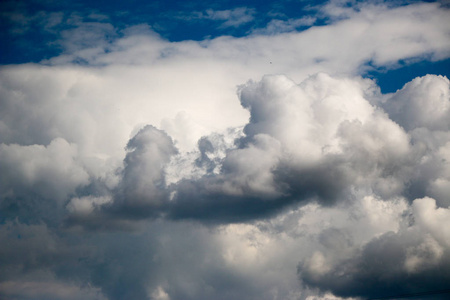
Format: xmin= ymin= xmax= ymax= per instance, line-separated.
xmin=381 ymin=75 xmax=450 ymax=131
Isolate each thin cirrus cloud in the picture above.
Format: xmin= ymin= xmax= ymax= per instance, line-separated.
xmin=0 ymin=1 xmax=450 ymax=300
xmin=178 ymin=7 xmax=256 ymax=28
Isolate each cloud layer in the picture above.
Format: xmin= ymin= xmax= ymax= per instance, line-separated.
xmin=1 ymin=1 xmax=450 ymax=299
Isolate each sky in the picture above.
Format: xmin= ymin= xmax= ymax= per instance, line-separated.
xmin=0 ymin=0 xmax=449 ymax=299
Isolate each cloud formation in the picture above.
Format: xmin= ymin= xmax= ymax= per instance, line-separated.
xmin=55 ymin=72 xmax=449 ymax=299
xmin=1 ymin=1 xmax=450 ymax=299
xmin=298 ymin=197 xmax=450 ymax=299
xmin=65 ymin=73 xmax=447 ymax=226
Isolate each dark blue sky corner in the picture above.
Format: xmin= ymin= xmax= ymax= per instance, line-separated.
xmin=0 ymin=0 xmax=329 ymax=64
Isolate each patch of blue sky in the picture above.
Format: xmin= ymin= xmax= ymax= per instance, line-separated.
xmin=367 ymin=57 xmax=450 ymax=93
xmin=0 ymin=0 xmax=327 ymax=63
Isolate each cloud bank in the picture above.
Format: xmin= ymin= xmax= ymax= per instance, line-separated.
xmin=1 ymin=1 xmax=450 ymax=299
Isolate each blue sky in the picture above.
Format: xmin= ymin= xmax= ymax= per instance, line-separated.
xmin=1 ymin=0 xmax=448 ymax=92
xmin=2 ymin=0 xmax=326 ymax=62
xmin=1 ymin=1 xmax=450 ymax=300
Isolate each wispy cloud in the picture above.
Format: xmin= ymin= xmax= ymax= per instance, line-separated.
xmin=178 ymin=7 xmax=256 ymax=28
xmin=252 ymin=16 xmax=316 ymax=34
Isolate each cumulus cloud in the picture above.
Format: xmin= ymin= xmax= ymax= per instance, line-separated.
xmin=111 ymin=125 xmax=177 ymax=216
xmin=0 ymin=138 xmax=89 ymax=224
xmin=2 ymin=70 xmax=449 ymax=298
xmin=298 ymin=197 xmax=450 ymax=299
xmin=381 ymin=75 xmax=450 ymax=131
xmin=1 ymin=2 xmax=448 ymax=156
xmin=63 ymin=71 xmax=448 ymax=297
xmin=55 ymin=71 xmax=448 ymax=232
xmin=1 ymin=1 xmax=450 ymax=299
xmin=376 ymin=74 xmax=450 ymax=207
xmin=0 ymin=138 xmax=88 ymax=200
xmin=85 ymin=73 xmax=441 ymax=225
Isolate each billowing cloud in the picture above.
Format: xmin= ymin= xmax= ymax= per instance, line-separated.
xmin=298 ymin=197 xmax=450 ymax=299
xmin=71 ymin=73 xmax=446 ymax=225
xmin=110 ymin=125 xmax=177 ymax=217
xmin=1 ymin=1 xmax=450 ymax=300
xmin=381 ymin=75 xmax=450 ymax=131
xmin=0 ymin=138 xmax=89 ymax=224
xmin=49 ymin=71 xmax=448 ymax=299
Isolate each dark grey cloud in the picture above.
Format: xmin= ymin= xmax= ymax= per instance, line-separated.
xmin=65 ymin=125 xmax=177 ymax=229
xmin=111 ymin=125 xmax=177 ymax=216
xmin=300 ymin=235 xmax=450 ymax=299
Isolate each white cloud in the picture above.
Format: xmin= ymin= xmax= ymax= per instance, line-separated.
xmin=404 ymin=234 xmax=443 ymax=273
xmin=1 ymin=2 xmax=447 ymax=160
xmin=150 ymin=286 xmax=171 ymax=300
xmin=1 ymin=2 xmax=450 ymax=300
xmin=114 ymin=125 xmax=177 ymax=213
xmin=157 ymin=74 xmax=416 ymax=223
xmin=381 ymin=75 xmax=450 ymax=131
xmin=412 ymin=197 xmax=450 ymax=247
xmin=66 ymin=195 xmax=112 ymax=215
xmin=0 ymin=138 xmax=89 ymax=201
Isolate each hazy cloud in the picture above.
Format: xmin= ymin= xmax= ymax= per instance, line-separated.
xmin=180 ymin=7 xmax=256 ymax=28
